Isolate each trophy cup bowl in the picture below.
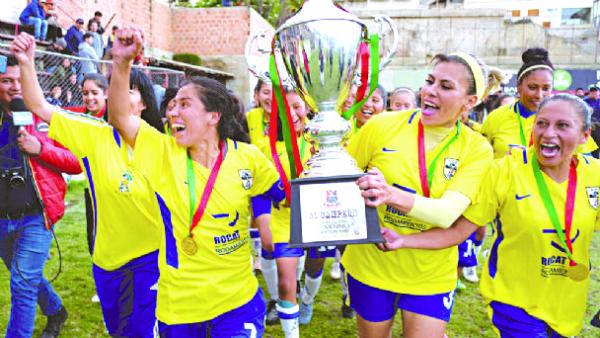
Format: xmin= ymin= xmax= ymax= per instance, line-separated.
xmin=274 ymin=0 xmax=390 ymax=247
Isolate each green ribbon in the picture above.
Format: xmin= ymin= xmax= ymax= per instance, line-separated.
xmin=342 ymin=34 xmax=380 ymax=120
xmin=531 ymin=153 xmax=575 ymax=262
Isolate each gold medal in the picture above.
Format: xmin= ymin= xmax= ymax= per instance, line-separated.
xmin=181 ymin=236 xmax=198 ymax=256
xmin=567 ymin=263 xmax=589 ymax=282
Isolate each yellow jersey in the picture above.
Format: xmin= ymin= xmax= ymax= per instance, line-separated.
xmin=342 ymin=110 xmax=493 ymax=294
xmin=246 ymin=107 xmax=268 ymax=147
xmin=482 ymin=102 xmax=597 ymax=159
xmin=463 ymin=149 xmax=600 ymax=336
xmin=134 ymin=121 xmax=279 ymax=324
xmin=260 ymin=137 xmax=312 ymax=243
xmin=49 ymin=109 xmax=161 ymax=271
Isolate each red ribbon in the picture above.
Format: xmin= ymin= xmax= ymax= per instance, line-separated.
xmin=565 ymin=159 xmax=577 ymax=266
xmin=417 ymin=120 xmax=430 ymax=197
xmin=188 ymin=141 xmax=225 ymax=238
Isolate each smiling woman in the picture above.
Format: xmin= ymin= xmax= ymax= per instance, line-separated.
xmin=482 ymin=47 xmax=597 ymax=159
xmin=381 ymin=94 xmax=599 ymax=337
xmin=342 ymin=52 xmax=504 ymax=338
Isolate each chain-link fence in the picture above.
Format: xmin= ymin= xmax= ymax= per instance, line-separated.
xmin=0 ymin=42 xmax=185 ymax=111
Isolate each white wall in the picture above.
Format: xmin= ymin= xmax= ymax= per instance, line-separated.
xmin=0 ymin=0 xmax=28 ymax=23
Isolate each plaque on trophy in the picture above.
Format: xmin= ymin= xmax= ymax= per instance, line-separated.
xmin=271 ymin=0 xmax=398 ymax=247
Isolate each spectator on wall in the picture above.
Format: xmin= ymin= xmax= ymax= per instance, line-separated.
xmin=45 ymin=85 xmax=62 ymax=107
xmin=87 ymin=11 xmax=105 ymax=35
xmin=19 ymin=0 xmax=48 ymax=41
xmin=78 ymin=33 xmax=100 ymax=78
xmin=64 ymin=18 xmax=85 ymax=55
xmin=87 ymin=21 xmax=104 ymax=60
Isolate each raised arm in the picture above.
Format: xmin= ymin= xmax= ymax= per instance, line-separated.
xmin=10 ymin=33 xmax=55 ymax=122
xmin=107 ymin=27 xmax=143 ymax=146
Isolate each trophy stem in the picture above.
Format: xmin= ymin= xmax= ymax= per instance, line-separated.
xmin=302 ymin=110 xmax=361 ymax=177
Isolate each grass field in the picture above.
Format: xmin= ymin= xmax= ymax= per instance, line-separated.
xmin=1 ymin=180 xmax=599 ymax=337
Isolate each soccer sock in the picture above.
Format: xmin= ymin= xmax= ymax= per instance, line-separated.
xmin=277 ymin=300 xmax=300 ymax=338
xmin=301 ymin=268 xmax=323 ymax=305
xmin=340 ymin=265 xmax=348 ymax=298
xmin=261 ymin=255 xmax=279 ymax=301
xmin=296 ymin=254 xmax=306 ymax=281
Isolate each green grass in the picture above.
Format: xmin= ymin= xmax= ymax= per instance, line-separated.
xmin=1 ymin=181 xmax=599 ymax=337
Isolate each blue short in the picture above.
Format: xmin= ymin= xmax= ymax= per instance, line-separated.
xmin=158 ymin=287 xmax=266 ymax=338
xmin=458 ymin=232 xmax=478 ymax=268
xmin=93 ymin=250 xmax=159 ymax=338
xmin=347 ymin=272 xmax=455 ymax=322
xmin=489 ymin=301 xmax=567 ymax=338
xmin=261 ymin=243 xmax=304 ymax=259
xmin=307 ymin=245 xmax=337 ymax=258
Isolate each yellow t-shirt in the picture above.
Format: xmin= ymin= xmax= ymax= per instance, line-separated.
xmin=482 ymin=102 xmax=597 ymax=159
xmin=463 ymin=149 xmax=600 ymax=336
xmin=260 ymin=137 xmax=312 ymax=243
xmin=134 ymin=121 xmax=279 ymax=324
xmin=246 ymin=107 xmax=268 ymax=147
xmin=49 ymin=110 xmax=161 ymax=271
xmin=342 ymin=110 xmax=493 ymax=295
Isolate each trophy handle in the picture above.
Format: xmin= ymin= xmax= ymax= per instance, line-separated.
xmin=373 ymin=15 xmax=398 ymax=70
xmin=245 ymin=30 xmax=273 ymax=82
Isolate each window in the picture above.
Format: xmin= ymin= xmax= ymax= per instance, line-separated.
xmin=512 ymin=10 xmax=521 ymax=17
xmin=527 ymin=9 xmax=539 ymax=17
xmin=561 ymin=8 xmax=591 ymax=25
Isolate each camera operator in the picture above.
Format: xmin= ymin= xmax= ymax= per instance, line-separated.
xmin=0 ymin=55 xmax=81 ymax=338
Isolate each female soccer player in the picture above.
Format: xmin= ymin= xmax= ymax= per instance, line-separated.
xmin=380 ymin=94 xmax=598 ymax=337
xmin=482 ymin=48 xmax=596 ymax=158
xmin=389 ymin=87 xmax=417 ymax=111
xmin=81 ymin=73 xmax=108 ymax=118
xmin=351 ymin=85 xmax=387 ymax=132
xmin=12 ymin=32 xmax=165 ymax=337
xmin=107 ymin=27 xmax=283 ymax=337
xmin=258 ymin=89 xmax=311 ymax=337
xmin=247 ymin=79 xmax=272 ymax=146
xmin=345 ymin=52 xmax=503 ymax=337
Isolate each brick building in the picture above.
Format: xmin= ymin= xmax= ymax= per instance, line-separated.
xmin=2 ymin=0 xmax=273 ymax=103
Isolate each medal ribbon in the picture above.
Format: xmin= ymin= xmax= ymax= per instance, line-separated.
xmin=515 ymin=103 xmax=534 ymax=147
xmin=186 ymin=141 xmax=226 ymax=238
xmin=531 ymin=154 xmax=577 ymax=265
xmin=417 ymin=118 xmax=461 ymax=197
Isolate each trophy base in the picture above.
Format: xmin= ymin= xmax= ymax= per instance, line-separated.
xmin=288 ymin=174 xmax=382 ymax=248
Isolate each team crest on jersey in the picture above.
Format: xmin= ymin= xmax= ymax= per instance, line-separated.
xmin=443 ymin=158 xmax=459 ymax=180
xmin=239 ymin=169 xmax=252 ymax=190
xmin=119 ymin=170 xmax=133 ymax=193
xmin=324 ymin=190 xmax=341 ymax=208
xmin=586 ymin=187 xmax=599 ymax=209
xmin=35 ymin=122 xmax=49 ymax=133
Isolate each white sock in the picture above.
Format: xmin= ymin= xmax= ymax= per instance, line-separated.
xmin=277 ymin=302 xmax=299 ymax=338
xmin=261 ymin=256 xmax=279 ymax=301
xmin=296 ymin=254 xmax=306 ymax=281
xmin=301 ymin=272 xmax=323 ymax=305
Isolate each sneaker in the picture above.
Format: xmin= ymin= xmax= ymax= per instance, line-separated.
xmin=330 ymin=262 xmax=341 ymax=280
xmin=299 ymin=302 xmax=313 ymax=325
xmin=91 ymin=294 xmax=100 ymax=303
xmin=482 ymin=249 xmax=490 ymax=260
xmin=456 ymin=279 xmax=467 ymax=292
xmin=265 ymin=300 xmax=279 ymax=326
xmin=41 ymin=306 xmax=68 ymax=338
xmin=462 ymin=266 xmax=479 ymax=283
xmin=341 ymin=301 xmax=355 ymax=319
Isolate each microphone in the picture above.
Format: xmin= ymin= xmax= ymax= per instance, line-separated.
xmin=9 ymin=98 xmax=34 ymax=127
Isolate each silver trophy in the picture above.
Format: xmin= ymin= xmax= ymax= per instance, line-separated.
xmin=274 ymin=0 xmax=398 ymax=247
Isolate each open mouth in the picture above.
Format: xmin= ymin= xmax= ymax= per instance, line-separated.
xmin=540 ymin=143 xmax=560 ymax=158
xmin=362 ymin=110 xmax=373 ymax=117
xmin=422 ymin=102 xmax=439 ymax=116
xmin=171 ymin=123 xmax=186 ymax=134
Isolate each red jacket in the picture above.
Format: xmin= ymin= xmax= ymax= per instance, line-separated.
xmin=25 ymin=114 xmax=81 ymax=228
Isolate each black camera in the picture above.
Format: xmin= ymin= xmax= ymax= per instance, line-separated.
xmin=0 ymin=168 xmax=26 ymax=189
